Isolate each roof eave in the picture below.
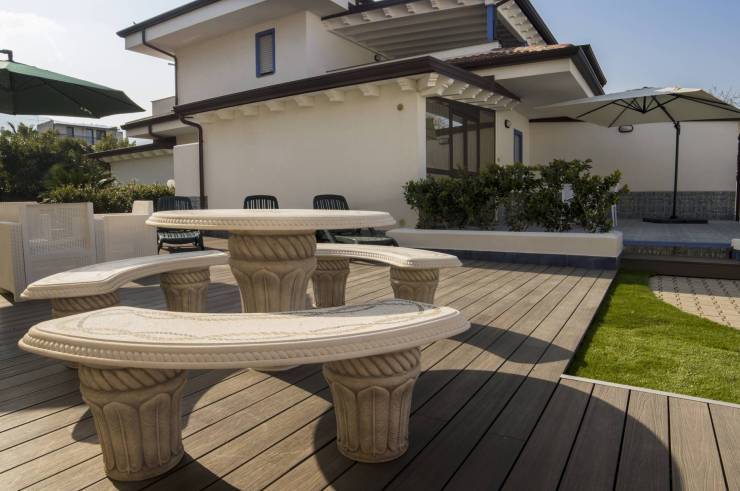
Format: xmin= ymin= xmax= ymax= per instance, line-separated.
xmin=451 ymin=45 xmax=606 ymax=96
xmin=174 ymin=56 xmax=519 ymax=116
xmin=511 ymin=0 xmax=558 ymax=45
xmin=87 ymin=139 xmax=175 ymax=159
xmin=116 ymin=0 xmax=222 ymax=37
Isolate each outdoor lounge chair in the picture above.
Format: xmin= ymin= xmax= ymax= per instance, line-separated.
xmin=243 ymin=194 xmax=279 ymax=209
xmin=155 ymin=196 xmax=204 ymax=253
xmin=312 ymin=194 xmax=398 ymax=246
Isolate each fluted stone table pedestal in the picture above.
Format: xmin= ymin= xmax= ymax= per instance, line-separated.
xmin=229 ymin=230 xmax=317 ymax=313
xmin=147 ymin=209 xmax=395 ymax=314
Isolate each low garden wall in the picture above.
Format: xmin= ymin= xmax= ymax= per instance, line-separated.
xmin=387 ymin=228 xmax=623 ymax=269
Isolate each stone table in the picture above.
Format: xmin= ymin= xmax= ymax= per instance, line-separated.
xmin=146 ymin=209 xmax=395 ymax=313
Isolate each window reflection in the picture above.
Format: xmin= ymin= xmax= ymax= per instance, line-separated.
xmin=425 ymin=98 xmax=495 ymax=176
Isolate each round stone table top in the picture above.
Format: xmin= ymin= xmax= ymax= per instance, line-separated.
xmin=146 ymin=209 xmax=396 ymax=231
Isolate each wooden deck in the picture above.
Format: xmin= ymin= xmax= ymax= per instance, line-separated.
xmin=1 ymin=256 xmax=738 ymax=490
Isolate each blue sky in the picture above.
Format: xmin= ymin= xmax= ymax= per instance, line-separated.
xmin=1 ymin=0 xmax=738 ymax=131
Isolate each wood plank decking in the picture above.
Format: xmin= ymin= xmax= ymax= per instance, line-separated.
xmin=0 ymin=257 xmax=738 ymax=490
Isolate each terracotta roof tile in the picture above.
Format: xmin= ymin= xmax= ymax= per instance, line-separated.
xmin=445 ymin=43 xmax=575 ymax=65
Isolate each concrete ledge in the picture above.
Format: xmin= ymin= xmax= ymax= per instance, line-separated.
xmin=386 ymin=228 xmax=623 ymax=270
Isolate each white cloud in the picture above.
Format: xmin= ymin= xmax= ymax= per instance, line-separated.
xmin=0 ymin=11 xmax=65 ymax=61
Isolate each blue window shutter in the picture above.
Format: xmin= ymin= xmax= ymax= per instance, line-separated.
xmin=513 ymin=129 xmax=523 ymax=163
xmin=486 ymin=5 xmax=496 ymax=42
xmin=256 ymin=29 xmax=275 ymax=77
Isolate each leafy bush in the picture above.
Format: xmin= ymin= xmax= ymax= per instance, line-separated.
xmin=0 ymin=123 xmax=133 ymax=200
xmin=403 ymin=159 xmax=628 ymax=233
xmin=42 ymin=183 xmax=174 ymax=213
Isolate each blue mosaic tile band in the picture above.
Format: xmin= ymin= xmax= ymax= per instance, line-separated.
xmin=617 ymin=191 xmax=736 ymax=220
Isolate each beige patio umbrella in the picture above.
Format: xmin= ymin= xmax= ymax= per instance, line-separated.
xmin=538 ymin=87 xmax=740 ymax=223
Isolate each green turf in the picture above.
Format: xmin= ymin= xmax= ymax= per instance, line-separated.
xmin=568 ymin=271 xmax=740 ymax=404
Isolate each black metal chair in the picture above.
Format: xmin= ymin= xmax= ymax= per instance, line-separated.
xmin=312 ymin=194 xmax=397 ymax=246
xmin=155 ymin=196 xmax=204 ymax=253
xmin=243 ymin=195 xmax=279 ymax=209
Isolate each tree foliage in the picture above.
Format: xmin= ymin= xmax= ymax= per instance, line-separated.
xmin=0 ymin=123 xmax=133 ymax=200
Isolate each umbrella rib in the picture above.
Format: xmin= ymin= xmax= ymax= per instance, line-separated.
xmin=38 ymin=78 xmax=96 ymax=117
xmin=607 ymin=105 xmax=630 ymax=127
xmin=576 ymin=100 xmax=622 ymax=119
xmin=652 ymin=96 xmax=677 ymax=124
xmin=675 ymin=94 xmax=740 ymax=113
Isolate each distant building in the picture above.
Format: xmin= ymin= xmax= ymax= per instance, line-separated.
xmin=37 ymin=120 xmax=123 ymax=145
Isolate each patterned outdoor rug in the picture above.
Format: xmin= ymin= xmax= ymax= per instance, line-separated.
xmin=650 ymin=275 xmax=740 ymax=330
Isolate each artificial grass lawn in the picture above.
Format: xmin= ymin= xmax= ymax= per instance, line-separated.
xmin=568 ymin=271 xmax=740 ymax=404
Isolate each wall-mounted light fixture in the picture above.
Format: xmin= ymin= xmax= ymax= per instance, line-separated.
xmin=504 ymin=119 xmax=511 ymax=128
xmin=618 ymin=125 xmax=634 ymax=133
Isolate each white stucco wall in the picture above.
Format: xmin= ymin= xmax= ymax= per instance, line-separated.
xmin=110 ymin=154 xmax=174 ymax=184
xmin=200 ymin=85 xmax=425 ymax=226
xmin=531 ymin=121 xmax=739 ymax=192
xmin=173 ymin=143 xmax=200 ymax=197
xmin=176 ymin=11 xmax=374 ymax=104
xmin=496 ymin=109 xmax=531 ymax=165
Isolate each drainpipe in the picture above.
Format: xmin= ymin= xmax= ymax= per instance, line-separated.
xmin=142 ymin=31 xmax=178 ymax=105
xmin=179 ymin=116 xmax=206 ymax=209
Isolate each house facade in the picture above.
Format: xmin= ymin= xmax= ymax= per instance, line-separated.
xmin=115 ymin=0 xmax=739 ymax=223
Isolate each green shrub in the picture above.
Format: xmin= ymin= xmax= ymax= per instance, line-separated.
xmin=403 ymin=159 xmax=628 ymax=233
xmin=42 ymin=183 xmax=174 ymax=213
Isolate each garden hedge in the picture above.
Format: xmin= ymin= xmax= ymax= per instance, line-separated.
xmin=42 ymin=183 xmax=174 ymax=214
xmin=403 ymin=160 xmax=627 ymax=233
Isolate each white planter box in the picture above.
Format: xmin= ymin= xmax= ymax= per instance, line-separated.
xmin=386 ymin=228 xmax=623 ymax=269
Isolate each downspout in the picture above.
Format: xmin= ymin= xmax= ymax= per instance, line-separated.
xmin=179 ymin=116 xmax=206 ymax=209
xmin=142 ymin=30 xmax=178 ymax=105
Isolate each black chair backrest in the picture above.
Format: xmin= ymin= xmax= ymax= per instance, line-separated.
xmin=313 ymin=194 xmax=350 ymax=210
xmin=156 ymin=196 xmax=193 ymax=212
xmin=243 ymin=195 xmax=279 ymax=209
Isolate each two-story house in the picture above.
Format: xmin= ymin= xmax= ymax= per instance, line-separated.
xmin=102 ymin=0 xmax=739 ymax=224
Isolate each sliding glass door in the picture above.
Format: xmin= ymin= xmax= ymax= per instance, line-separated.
xmin=425 ymin=98 xmax=496 ymax=176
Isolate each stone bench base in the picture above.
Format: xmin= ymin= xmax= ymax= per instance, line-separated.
xmin=77 ymin=347 xmax=420 ymax=480
xmin=312 ymin=257 xmax=440 ymax=307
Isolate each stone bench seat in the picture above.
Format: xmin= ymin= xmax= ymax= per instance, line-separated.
xmin=313 ymin=244 xmax=462 ymax=307
xmin=19 ymin=299 xmax=469 ymax=481
xmin=21 ymin=250 xmax=228 ymax=317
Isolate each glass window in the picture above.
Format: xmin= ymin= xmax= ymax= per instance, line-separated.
xmin=256 ymin=29 xmax=275 ymax=77
xmin=425 ymin=98 xmax=495 ymax=176
xmin=451 ymin=113 xmax=465 ymax=171
xmin=467 ymin=119 xmax=478 ymax=174
xmin=480 ymin=111 xmax=496 ymax=168
xmin=425 ymin=99 xmax=450 ymax=173
xmin=66 ymin=126 xmax=74 ymax=137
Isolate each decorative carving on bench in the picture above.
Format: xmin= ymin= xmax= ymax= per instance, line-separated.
xmin=229 ymin=231 xmax=317 ymax=312
xmin=159 ymin=267 xmax=210 ymax=312
xmin=78 ymin=366 xmax=186 ymax=481
xmin=323 ymin=348 xmax=421 ymax=462
xmin=312 ymin=257 xmax=350 ymax=308
xmin=51 ymin=291 xmax=120 ymax=318
xmin=390 ymin=267 xmax=440 ymax=304
xmin=19 ymin=300 xmax=469 ymax=482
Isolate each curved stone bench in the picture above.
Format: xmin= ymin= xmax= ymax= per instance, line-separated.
xmin=19 ymin=299 xmax=469 ymax=481
xmin=312 ymin=244 xmax=462 ymax=307
xmin=21 ymin=250 xmax=228 ymax=317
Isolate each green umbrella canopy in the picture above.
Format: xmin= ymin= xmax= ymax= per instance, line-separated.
xmin=0 ymin=50 xmax=144 ymax=118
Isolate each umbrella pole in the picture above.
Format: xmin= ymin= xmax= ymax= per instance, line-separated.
xmin=670 ymin=121 xmax=680 ymax=219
